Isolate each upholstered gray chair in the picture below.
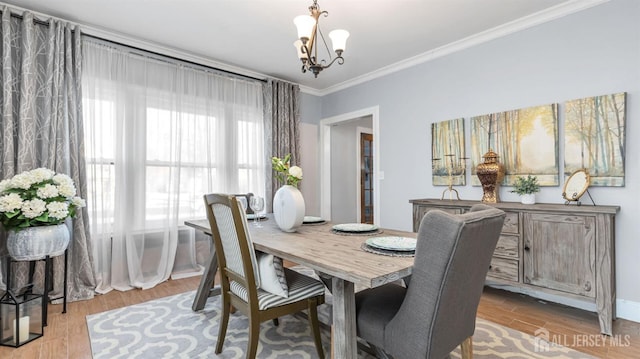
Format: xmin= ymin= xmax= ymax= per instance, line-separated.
xmin=204 ymin=193 xmax=326 ymax=359
xmin=355 ymin=204 xmax=506 ymax=359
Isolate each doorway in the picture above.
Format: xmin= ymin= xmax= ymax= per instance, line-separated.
xmin=319 ymin=106 xmax=380 ymax=224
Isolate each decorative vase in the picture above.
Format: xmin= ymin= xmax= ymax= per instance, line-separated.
xmin=6 ymin=224 xmax=70 ymax=261
xmin=273 ymin=185 xmax=305 ymax=232
xmin=476 ymin=149 xmax=505 ymax=203
xmin=520 ymin=193 xmax=536 ymax=205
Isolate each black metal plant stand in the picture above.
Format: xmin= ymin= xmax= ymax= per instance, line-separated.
xmin=4 ymin=249 xmax=68 ymax=327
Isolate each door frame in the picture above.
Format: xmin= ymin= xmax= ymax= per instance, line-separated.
xmin=319 ymin=106 xmax=380 ymax=223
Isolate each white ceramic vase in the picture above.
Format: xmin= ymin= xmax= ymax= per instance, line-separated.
xmin=520 ymin=193 xmax=536 ymax=205
xmin=7 ymin=224 xmax=70 ymax=261
xmin=273 ymin=185 xmax=305 ymax=232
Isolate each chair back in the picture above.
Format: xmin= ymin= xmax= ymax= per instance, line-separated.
xmin=384 ymin=204 xmax=505 ymax=359
xmin=203 ymin=194 xmax=261 ymax=297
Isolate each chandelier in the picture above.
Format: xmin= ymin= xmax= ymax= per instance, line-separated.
xmin=293 ymin=0 xmax=349 ymax=77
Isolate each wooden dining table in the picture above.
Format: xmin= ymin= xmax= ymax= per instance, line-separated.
xmin=184 ymin=216 xmax=415 ymax=359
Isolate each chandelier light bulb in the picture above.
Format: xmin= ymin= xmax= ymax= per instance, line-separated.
xmin=329 ymin=29 xmax=349 ymax=53
xmin=293 ymin=15 xmax=315 ymax=42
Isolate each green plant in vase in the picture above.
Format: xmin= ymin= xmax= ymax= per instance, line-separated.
xmin=271 ymin=153 xmax=303 ymax=187
xmin=510 ymin=175 xmax=540 ymax=204
xmin=271 ymin=154 xmax=305 ymax=232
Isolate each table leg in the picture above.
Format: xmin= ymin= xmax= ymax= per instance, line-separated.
xmin=192 ymin=248 xmax=219 ymax=311
xmin=331 ymin=277 xmax=357 ymax=359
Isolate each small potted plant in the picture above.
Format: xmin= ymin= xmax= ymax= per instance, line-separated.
xmin=510 ymin=175 xmax=540 ymax=204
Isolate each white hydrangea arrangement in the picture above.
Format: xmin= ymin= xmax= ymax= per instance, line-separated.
xmin=272 ymin=154 xmax=303 ymax=187
xmin=0 ymin=168 xmax=86 ymax=230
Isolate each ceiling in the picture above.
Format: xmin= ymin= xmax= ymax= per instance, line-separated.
xmin=3 ymin=0 xmax=606 ymax=94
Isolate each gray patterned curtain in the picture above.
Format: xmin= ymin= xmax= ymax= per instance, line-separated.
xmin=0 ymin=7 xmax=95 ymax=302
xmin=263 ymin=79 xmax=301 ymax=210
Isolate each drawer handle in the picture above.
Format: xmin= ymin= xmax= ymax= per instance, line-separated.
xmin=524 ymin=246 xmax=530 ymax=251
xmin=584 ymin=281 xmax=592 ymax=292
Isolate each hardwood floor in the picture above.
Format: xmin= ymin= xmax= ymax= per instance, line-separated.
xmin=477 ymin=287 xmax=640 ymax=358
xmin=1 ymin=276 xmax=638 ymax=358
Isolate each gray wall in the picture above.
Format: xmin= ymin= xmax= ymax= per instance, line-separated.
xmin=300 ymin=92 xmax=322 ymax=124
xmin=307 ymin=0 xmax=640 ymax=316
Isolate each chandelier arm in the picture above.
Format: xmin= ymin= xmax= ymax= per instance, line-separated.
xmin=316 ymin=24 xmax=333 ymax=66
xmin=322 ymin=55 xmax=344 ymax=68
xmin=300 ymin=44 xmax=318 ymax=67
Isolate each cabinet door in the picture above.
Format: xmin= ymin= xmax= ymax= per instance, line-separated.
xmin=412 ymin=205 xmax=463 ymax=232
xmin=523 ymin=213 xmax=596 ymax=297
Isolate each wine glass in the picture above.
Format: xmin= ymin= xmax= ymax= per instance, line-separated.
xmin=237 ymin=196 xmax=248 ymax=213
xmin=249 ymin=196 xmax=265 ymax=227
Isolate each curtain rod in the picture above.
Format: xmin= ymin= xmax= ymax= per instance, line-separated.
xmin=3 ymin=7 xmax=267 ymax=84
xmin=4 ymin=7 xmax=49 ymax=26
xmin=84 ymin=34 xmax=267 ymax=83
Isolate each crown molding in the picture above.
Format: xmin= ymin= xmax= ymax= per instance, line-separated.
xmin=299 ymin=85 xmax=324 ymax=97
xmin=308 ymin=0 xmax=610 ymax=97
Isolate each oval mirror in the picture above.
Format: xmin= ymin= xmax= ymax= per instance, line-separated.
xmin=562 ymin=169 xmax=590 ymax=202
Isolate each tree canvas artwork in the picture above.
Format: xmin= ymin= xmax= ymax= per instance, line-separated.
xmin=564 ymin=92 xmax=626 ymax=186
xmin=470 ymin=104 xmax=559 ymax=186
xmin=431 ymin=118 xmax=466 ymax=186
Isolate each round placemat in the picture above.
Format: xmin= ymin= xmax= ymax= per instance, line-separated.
xmin=360 ymin=243 xmax=415 ymax=257
xmin=332 ymin=229 xmax=384 ymax=236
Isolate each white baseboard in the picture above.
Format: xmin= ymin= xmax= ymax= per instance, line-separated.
xmin=617 ymin=298 xmax=640 ymax=323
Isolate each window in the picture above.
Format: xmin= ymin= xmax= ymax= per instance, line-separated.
xmin=82 ymin=38 xmax=266 ymax=291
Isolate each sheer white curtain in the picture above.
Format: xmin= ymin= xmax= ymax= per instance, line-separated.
xmin=81 ymin=38 xmax=266 ymax=293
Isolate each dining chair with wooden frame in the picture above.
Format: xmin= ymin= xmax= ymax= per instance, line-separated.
xmin=203 ymin=193 xmax=326 ymax=359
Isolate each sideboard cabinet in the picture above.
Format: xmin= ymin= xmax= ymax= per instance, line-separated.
xmin=409 ymin=199 xmax=619 ymax=335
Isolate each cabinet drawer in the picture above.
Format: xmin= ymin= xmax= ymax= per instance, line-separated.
xmin=494 ymin=234 xmax=519 ymax=258
xmin=487 ymin=257 xmax=519 ymax=282
xmin=413 ymin=206 xmax=464 ymax=232
xmin=502 ymin=211 xmax=520 ymax=234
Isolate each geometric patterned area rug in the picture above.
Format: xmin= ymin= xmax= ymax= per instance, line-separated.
xmin=87 ymin=290 xmax=595 ymax=359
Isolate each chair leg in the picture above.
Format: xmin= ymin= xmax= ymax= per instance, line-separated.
xmin=215 ymin=300 xmax=231 ymax=354
xmin=331 ymin=325 xmax=334 ymax=359
xmin=246 ymin=316 xmax=261 ymax=359
xmin=461 ymin=336 xmax=473 ymax=359
xmin=369 ymin=343 xmax=392 ymax=359
xmin=307 ymin=298 xmax=324 ymax=359
xmin=272 ymin=318 xmax=279 ymax=326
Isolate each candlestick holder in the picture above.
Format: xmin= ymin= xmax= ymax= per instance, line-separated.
xmin=433 ymin=154 xmax=468 ymax=200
